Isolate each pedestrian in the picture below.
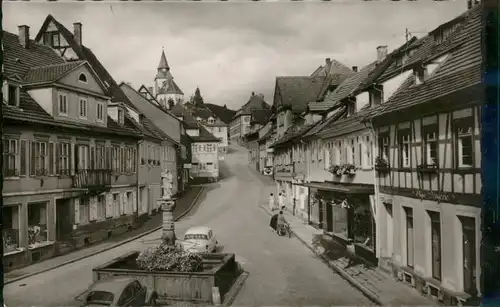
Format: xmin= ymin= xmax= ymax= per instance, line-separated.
xmin=278 ymin=192 xmax=284 ymax=209
xmin=276 ymin=210 xmax=287 ymax=236
xmin=268 ymin=193 xmax=276 ymax=212
xmin=270 ymin=213 xmax=278 ymax=232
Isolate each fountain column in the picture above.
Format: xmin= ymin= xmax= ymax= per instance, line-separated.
xmin=158 ymin=171 xmax=176 ymax=245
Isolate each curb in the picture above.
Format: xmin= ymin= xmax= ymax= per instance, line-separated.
xmin=221 ymin=271 xmax=250 ymax=306
xmin=259 ymin=204 xmax=382 ymax=306
xmin=5 ymin=187 xmax=204 ymax=285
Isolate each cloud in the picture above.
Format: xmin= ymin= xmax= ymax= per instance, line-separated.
xmin=3 ymin=1 xmax=467 ymax=110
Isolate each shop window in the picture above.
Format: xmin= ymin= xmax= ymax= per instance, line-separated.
xmin=404 ymin=207 xmax=414 ymax=268
xmin=28 ymin=202 xmax=48 ymax=247
xmin=428 ymin=211 xmax=442 ymax=280
xmin=352 ymin=198 xmax=375 ymax=249
xmin=3 ymin=205 xmax=20 ymax=253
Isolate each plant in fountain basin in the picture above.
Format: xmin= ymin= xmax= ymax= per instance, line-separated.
xmin=136 ymin=244 xmax=204 ymax=272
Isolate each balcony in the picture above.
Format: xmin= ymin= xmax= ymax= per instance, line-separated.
xmin=72 ymin=169 xmax=112 ymax=195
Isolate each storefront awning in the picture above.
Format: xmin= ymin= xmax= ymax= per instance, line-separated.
xmin=301 ymin=181 xmax=374 ymax=194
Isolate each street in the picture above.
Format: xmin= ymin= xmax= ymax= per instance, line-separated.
xmin=4 ymin=146 xmax=371 ymax=306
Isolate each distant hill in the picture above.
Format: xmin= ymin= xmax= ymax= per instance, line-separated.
xmin=204 ymin=103 xmax=237 ymax=125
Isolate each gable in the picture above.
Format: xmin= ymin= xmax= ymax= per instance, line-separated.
xmin=37 ymin=20 xmax=79 ymax=61
xmin=58 ymin=64 xmax=106 ymax=95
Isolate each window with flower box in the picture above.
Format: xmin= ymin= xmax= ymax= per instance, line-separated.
xmin=3 ymin=205 xmax=20 ymax=253
xmin=398 ymin=129 xmax=411 ymax=168
xmin=28 ymin=202 xmax=48 ymax=247
xmin=3 ymin=138 xmax=19 ymax=177
xmin=378 ymin=133 xmax=390 ymax=161
xmin=455 ymin=117 xmax=473 ymax=168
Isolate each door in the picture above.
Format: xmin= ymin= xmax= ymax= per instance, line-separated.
xmin=429 ymin=211 xmax=442 ymax=280
xmin=461 ymin=216 xmax=477 ymax=294
xmin=56 ymin=198 xmax=72 ymax=241
xmin=385 ymin=203 xmax=394 ymax=258
xmin=325 ymin=202 xmax=333 ymax=232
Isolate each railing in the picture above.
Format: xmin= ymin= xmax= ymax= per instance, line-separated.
xmin=72 ymin=169 xmax=112 ymax=189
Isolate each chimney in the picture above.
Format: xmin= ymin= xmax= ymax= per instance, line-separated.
xmin=73 ymin=22 xmax=82 ymax=45
xmin=325 ymin=58 xmax=331 ymax=65
xmin=467 ymin=0 xmax=472 ymax=9
xmin=252 ymin=92 xmax=255 ymax=96
xmin=376 ymin=46 xmax=388 ymax=64
xmin=18 ymin=25 xmax=30 ymax=48
xmin=352 ymin=66 xmax=358 ymax=72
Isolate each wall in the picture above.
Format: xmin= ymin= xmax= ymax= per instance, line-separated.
xmin=59 ymin=65 xmax=104 ymax=94
xmin=240 ymin=115 xmax=251 ymax=137
xmin=37 ymin=21 xmax=79 ymax=61
xmin=138 ymin=139 xmax=162 ymax=215
xmin=191 ymin=142 xmax=219 ymax=178
xmin=186 ymin=129 xmax=200 ymax=137
xmin=205 ymin=125 xmax=228 ymax=150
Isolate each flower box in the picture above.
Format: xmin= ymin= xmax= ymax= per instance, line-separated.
xmin=342 ymin=164 xmax=356 ymax=175
xmin=375 ymin=156 xmax=390 ymax=172
xmin=327 ymin=165 xmax=343 ymax=176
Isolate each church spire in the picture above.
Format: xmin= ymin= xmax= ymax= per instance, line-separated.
xmin=158 ymin=48 xmax=170 ymax=71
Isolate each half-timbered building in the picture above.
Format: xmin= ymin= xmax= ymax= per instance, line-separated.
xmin=365 ymin=4 xmax=482 ymax=304
xmin=3 ymin=27 xmax=141 ymax=271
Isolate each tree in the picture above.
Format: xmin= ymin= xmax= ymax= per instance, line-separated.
xmin=192 ymin=87 xmax=204 ymax=107
xmin=167 ymin=98 xmax=175 ymax=109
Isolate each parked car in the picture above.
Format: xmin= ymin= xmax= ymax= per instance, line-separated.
xmin=180 ymin=226 xmax=218 ymax=253
xmin=75 ymin=277 xmax=157 ymax=307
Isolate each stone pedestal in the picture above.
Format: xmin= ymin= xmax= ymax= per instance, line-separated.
xmin=159 ymin=199 xmax=176 ymax=245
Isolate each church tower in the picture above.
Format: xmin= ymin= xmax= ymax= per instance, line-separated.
xmin=154 ymin=48 xmax=184 ymax=109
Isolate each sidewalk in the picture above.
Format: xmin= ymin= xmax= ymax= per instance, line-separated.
xmin=5 ymin=186 xmax=203 ymax=284
xmin=249 ymin=166 xmax=437 ymax=306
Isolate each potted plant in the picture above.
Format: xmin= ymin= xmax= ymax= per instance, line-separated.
xmin=375 ymin=156 xmax=389 ymax=172
xmin=328 ymin=164 xmax=343 ymax=176
xmin=417 ymin=162 xmax=438 ymax=173
xmin=342 ymin=163 xmax=356 ymax=175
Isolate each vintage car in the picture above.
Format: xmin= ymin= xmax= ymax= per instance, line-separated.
xmin=180 ymin=226 xmax=218 ymax=253
xmin=76 ymin=277 xmax=157 ymax=307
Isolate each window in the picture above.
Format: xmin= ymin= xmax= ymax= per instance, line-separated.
xmin=58 ymin=93 xmax=68 ymax=115
xmin=31 ymin=141 xmax=48 ymax=176
xmin=118 ymin=109 xmax=124 ymax=125
xmin=127 ymin=192 xmax=134 ymax=214
xmin=404 ymin=207 xmax=414 ymax=268
xmin=79 ymin=97 xmax=88 ymax=118
xmin=428 ymin=211 xmax=442 ymax=280
xmin=208 ymin=118 xmax=215 ymax=124
xmin=206 ymin=144 xmax=213 ymax=152
xmin=87 ymin=291 xmax=114 ymax=306
xmin=112 ymin=146 xmax=120 ymax=172
xmin=460 ymin=216 xmax=477 ymax=295
xmin=95 ymin=145 xmax=105 ymax=169
xmin=113 ymin=193 xmax=119 ymax=216
xmin=97 ymin=102 xmax=104 ymax=121
xmin=3 ymin=205 xmax=20 ymax=252
xmin=28 ymin=202 xmax=48 ymax=245
xmin=423 ymin=125 xmax=438 ymax=166
xmin=78 ymin=73 xmax=87 ymax=83
xmin=3 ymin=139 xmax=18 ymax=177
xmin=77 ymin=145 xmax=89 ymax=171
xmin=350 ymin=139 xmax=355 ymax=164
xmin=57 ymin=142 xmax=71 ymax=174
xmin=336 ymin=141 xmax=342 ymax=164
xmin=52 ymin=33 xmax=60 ymax=46
xmin=456 ymin=119 xmax=473 ymax=167
xmin=7 ymin=85 xmax=19 ymax=106
xmin=379 ymin=134 xmax=390 ymax=161
xmin=363 ymin=135 xmax=372 ymax=167
xmin=97 ymin=195 xmax=106 ymax=219
xmin=398 ymin=130 xmax=411 ymax=168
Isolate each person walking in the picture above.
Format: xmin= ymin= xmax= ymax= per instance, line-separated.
xmin=278 ymin=192 xmax=285 ymax=210
xmin=276 ymin=210 xmax=287 ymax=236
xmin=268 ymin=193 xmax=276 ymax=212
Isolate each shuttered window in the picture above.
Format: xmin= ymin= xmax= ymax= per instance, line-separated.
xmin=20 ymin=140 xmax=27 ymax=176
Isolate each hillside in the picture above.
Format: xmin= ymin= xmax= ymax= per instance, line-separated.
xmin=204 ymin=103 xmax=237 ymax=124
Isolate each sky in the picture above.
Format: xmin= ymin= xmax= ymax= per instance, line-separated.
xmin=4 ymin=1 xmax=468 ymax=110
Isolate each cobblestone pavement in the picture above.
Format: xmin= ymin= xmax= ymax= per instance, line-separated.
xmin=4 ymin=146 xmax=371 ymax=307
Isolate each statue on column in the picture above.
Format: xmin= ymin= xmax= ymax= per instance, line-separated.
xmin=159 ymin=171 xmax=176 ymax=245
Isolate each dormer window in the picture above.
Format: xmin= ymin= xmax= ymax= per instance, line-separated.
xmin=208 ymin=117 xmax=215 ymax=124
xmin=78 ymin=73 xmax=88 ymax=83
xmin=118 ymin=109 xmax=125 ymax=125
xmin=414 ymin=67 xmax=427 ymax=85
xmin=7 ymin=84 xmax=20 ymax=107
xmin=347 ymin=101 xmax=356 ymax=117
xmin=370 ymin=85 xmax=383 ymax=106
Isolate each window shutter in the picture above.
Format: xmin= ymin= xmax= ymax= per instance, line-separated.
xmin=30 ymin=140 xmax=36 ymax=176
xmin=89 ymin=196 xmax=97 ymax=221
xmin=49 ymin=142 xmax=55 ymax=175
xmin=90 ymin=146 xmax=95 ymax=170
xmin=105 ymin=147 xmax=110 ymax=170
xmin=69 ymin=143 xmax=74 ymax=175
xmin=106 ymin=193 xmax=113 ymax=218
xmin=20 ymin=140 xmax=27 ymax=176
xmin=55 ymin=143 xmax=60 ymax=175
xmin=74 ymin=198 xmax=80 ymax=224
xmin=132 ymin=191 xmax=137 ymax=213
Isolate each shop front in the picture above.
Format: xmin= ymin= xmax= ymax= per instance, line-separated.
xmin=304 ymin=181 xmax=377 ymax=264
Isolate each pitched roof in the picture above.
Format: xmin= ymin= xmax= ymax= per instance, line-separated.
xmin=275 ymin=76 xmax=326 ymax=114
xmin=158 ymin=78 xmax=184 ymax=95
xmin=311 ymin=59 xmax=353 ymax=77
xmin=34 ymin=15 xmax=141 ymax=113
xmin=368 ymin=4 xmax=482 ymax=119
xmin=187 ymin=105 xmax=226 ymax=126
xmin=3 ymin=30 xmax=66 ymax=79
xmin=23 ymin=60 xmax=85 ymax=84
xmin=190 ymin=124 xmax=220 ymax=143
xmin=301 ymin=107 xmax=346 ymax=139
xmin=258 ymin=125 xmax=275 ymax=143
xmin=158 ymin=50 xmax=169 ymax=70
xmin=250 ymin=109 xmax=272 ymax=125
xmin=308 ymin=101 xmax=336 ymax=112
xmin=234 ymin=94 xmax=270 ymax=119
xmin=270 ymin=122 xmax=316 ymax=148
xmin=170 ymin=102 xmax=200 ymax=129
xmin=204 ymin=103 xmax=237 ymax=125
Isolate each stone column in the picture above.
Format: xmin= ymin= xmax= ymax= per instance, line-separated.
xmin=158 ymin=171 xmax=176 ymax=245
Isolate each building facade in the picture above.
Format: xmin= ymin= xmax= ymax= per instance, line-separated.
xmin=230 ymin=92 xmax=270 ymax=145
xmin=3 ymin=28 xmax=142 ymax=271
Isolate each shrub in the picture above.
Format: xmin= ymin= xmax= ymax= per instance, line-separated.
xmin=136 ymin=244 xmax=203 ymax=272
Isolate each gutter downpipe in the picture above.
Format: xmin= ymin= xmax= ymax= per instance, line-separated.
xmin=365 ymin=117 xmax=381 ymax=260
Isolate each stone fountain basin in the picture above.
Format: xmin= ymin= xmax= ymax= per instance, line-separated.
xmin=92 ymin=251 xmax=241 ymax=304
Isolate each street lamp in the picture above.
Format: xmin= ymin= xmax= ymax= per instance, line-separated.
xmin=158 ymin=170 xmax=176 ymax=245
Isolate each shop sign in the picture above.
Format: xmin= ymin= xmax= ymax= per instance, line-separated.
xmin=412 ymin=190 xmax=455 ymax=203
